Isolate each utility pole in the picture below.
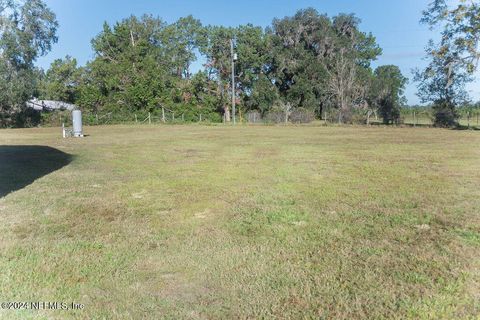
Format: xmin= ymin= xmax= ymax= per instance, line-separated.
xmin=230 ymin=39 xmax=237 ymax=125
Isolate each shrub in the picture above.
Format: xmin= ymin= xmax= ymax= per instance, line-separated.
xmin=432 ymin=101 xmax=459 ymax=127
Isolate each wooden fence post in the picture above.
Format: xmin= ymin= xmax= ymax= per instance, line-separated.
xmin=199 ymin=114 xmax=202 ymax=122
xmin=148 ymin=112 xmax=151 ymax=124
xmin=135 ymin=114 xmax=137 ymax=123
xmin=413 ymin=111 xmax=416 ymax=127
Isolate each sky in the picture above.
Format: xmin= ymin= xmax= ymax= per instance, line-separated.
xmin=36 ymin=0 xmax=479 ymax=105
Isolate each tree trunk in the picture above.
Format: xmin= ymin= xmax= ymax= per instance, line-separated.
xmin=224 ymin=105 xmax=231 ymax=122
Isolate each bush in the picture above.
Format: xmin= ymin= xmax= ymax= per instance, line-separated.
xmin=14 ymin=108 xmax=41 ymax=128
xmin=432 ymin=102 xmax=459 ymax=127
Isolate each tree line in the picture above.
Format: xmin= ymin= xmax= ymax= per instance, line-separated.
xmin=1 ymin=0 xmax=478 ymax=128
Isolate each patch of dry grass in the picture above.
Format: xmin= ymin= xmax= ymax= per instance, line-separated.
xmin=0 ymin=124 xmax=479 ymax=319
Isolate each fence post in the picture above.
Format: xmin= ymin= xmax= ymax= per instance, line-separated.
xmin=199 ymin=114 xmax=202 ymax=122
xmin=148 ymin=112 xmax=151 ymax=125
xmin=162 ymin=107 xmax=165 ymax=123
xmin=135 ymin=114 xmax=137 ymax=123
xmin=468 ymin=111 xmax=470 ymax=128
xmin=172 ymin=112 xmax=175 ymax=121
xmin=182 ymin=113 xmax=184 ymax=122
xmin=62 ymin=123 xmax=66 ymax=138
xmin=413 ymin=111 xmax=416 ymax=127
xmin=324 ymin=110 xmax=327 ymax=125
xmin=96 ymin=113 xmax=99 ymax=124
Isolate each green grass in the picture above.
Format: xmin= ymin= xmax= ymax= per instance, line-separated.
xmin=0 ymin=124 xmax=479 ymax=319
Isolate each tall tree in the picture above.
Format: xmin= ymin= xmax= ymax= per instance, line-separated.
xmin=200 ymin=25 xmax=235 ymax=121
xmin=86 ymin=15 xmax=210 ymax=117
xmin=267 ymin=9 xmax=381 ymax=122
xmin=415 ymin=41 xmax=471 ymax=127
xmin=268 ymin=9 xmax=331 ymax=114
xmin=89 ymin=15 xmax=172 ymax=112
xmin=372 ymin=65 xmax=408 ymax=124
xmin=0 ymin=0 xmax=58 ymax=126
xmin=40 ymin=55 xmax=79 ymax=103
xmin=165 ymin=15 xmax=206 ymax=79
xmin=325 ymin=14 xmax=381 ymax=123
xmin=416 ymin=0 xmax=479 ymax=127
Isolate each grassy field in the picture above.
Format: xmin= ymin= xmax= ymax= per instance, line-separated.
xmin=0 ymin=124 xmax=479 ymax=319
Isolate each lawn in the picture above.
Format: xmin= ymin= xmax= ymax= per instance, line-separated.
xmin=0 ymin=124 xmax=479 ymax=319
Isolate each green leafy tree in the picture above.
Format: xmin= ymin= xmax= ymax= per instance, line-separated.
xmin=200 ymin=25 xmax=235 ymax=121
xmin=267 ymin=9 xmax=381 ymax=122
xmin=165 ymin=15 xmax=206 ymax=79
xmin=414 ymin=42 xmax=471 ymax=127
xmin=0 ymin=0 xmax=58 ymax=126
xmin=372 ymin=65 xmax=408 ymax=124
xmin=324 ymin=14 xmax=381 ymax=123
xmin=86 ymin=15 xmax=208 ymax=117
xmin=416 ymin=0 xmax=479 ymax=127
xmin=40 ymin=55 xmax=79 ymax=103
xmin=234 ymin=24 xmax=272 ymax=115
xmin=267 ymin=9 xmax=331 ymax=114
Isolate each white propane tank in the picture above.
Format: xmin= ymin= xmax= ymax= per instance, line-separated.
xmin=72 ymin=110 xmax=83 ymax=137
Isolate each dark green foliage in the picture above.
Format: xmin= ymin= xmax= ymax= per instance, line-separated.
xmin=39 ymin=56 xmax=79 ymax=103
xmin=266 ymin=9 xmax=382 ymax=122
xmin=75 ymin=15 xmax=217 ymax=119
xmin=431 ymin=101 xmax=459 ymax=128
xmin=373 ymin=65 xmax=408 ymax=124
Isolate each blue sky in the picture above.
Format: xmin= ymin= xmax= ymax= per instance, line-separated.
xmin=36 ymin=0 xmax=479 ymax=105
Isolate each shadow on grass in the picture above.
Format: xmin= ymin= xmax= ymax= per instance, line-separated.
xmin=0 ymin=146 xmax=73 ymax=198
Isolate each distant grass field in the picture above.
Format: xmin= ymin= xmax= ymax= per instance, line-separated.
xmin=0 ymin=124 xmax=479 ymax=319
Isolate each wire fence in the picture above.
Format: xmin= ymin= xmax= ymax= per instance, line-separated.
xmin=47 ymin=107 xmax=480 ymax=129
xmin=56 ymin=107 xmax=220 ymax=127
xmin=400 ymin=110 xmax=480 ymax=128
